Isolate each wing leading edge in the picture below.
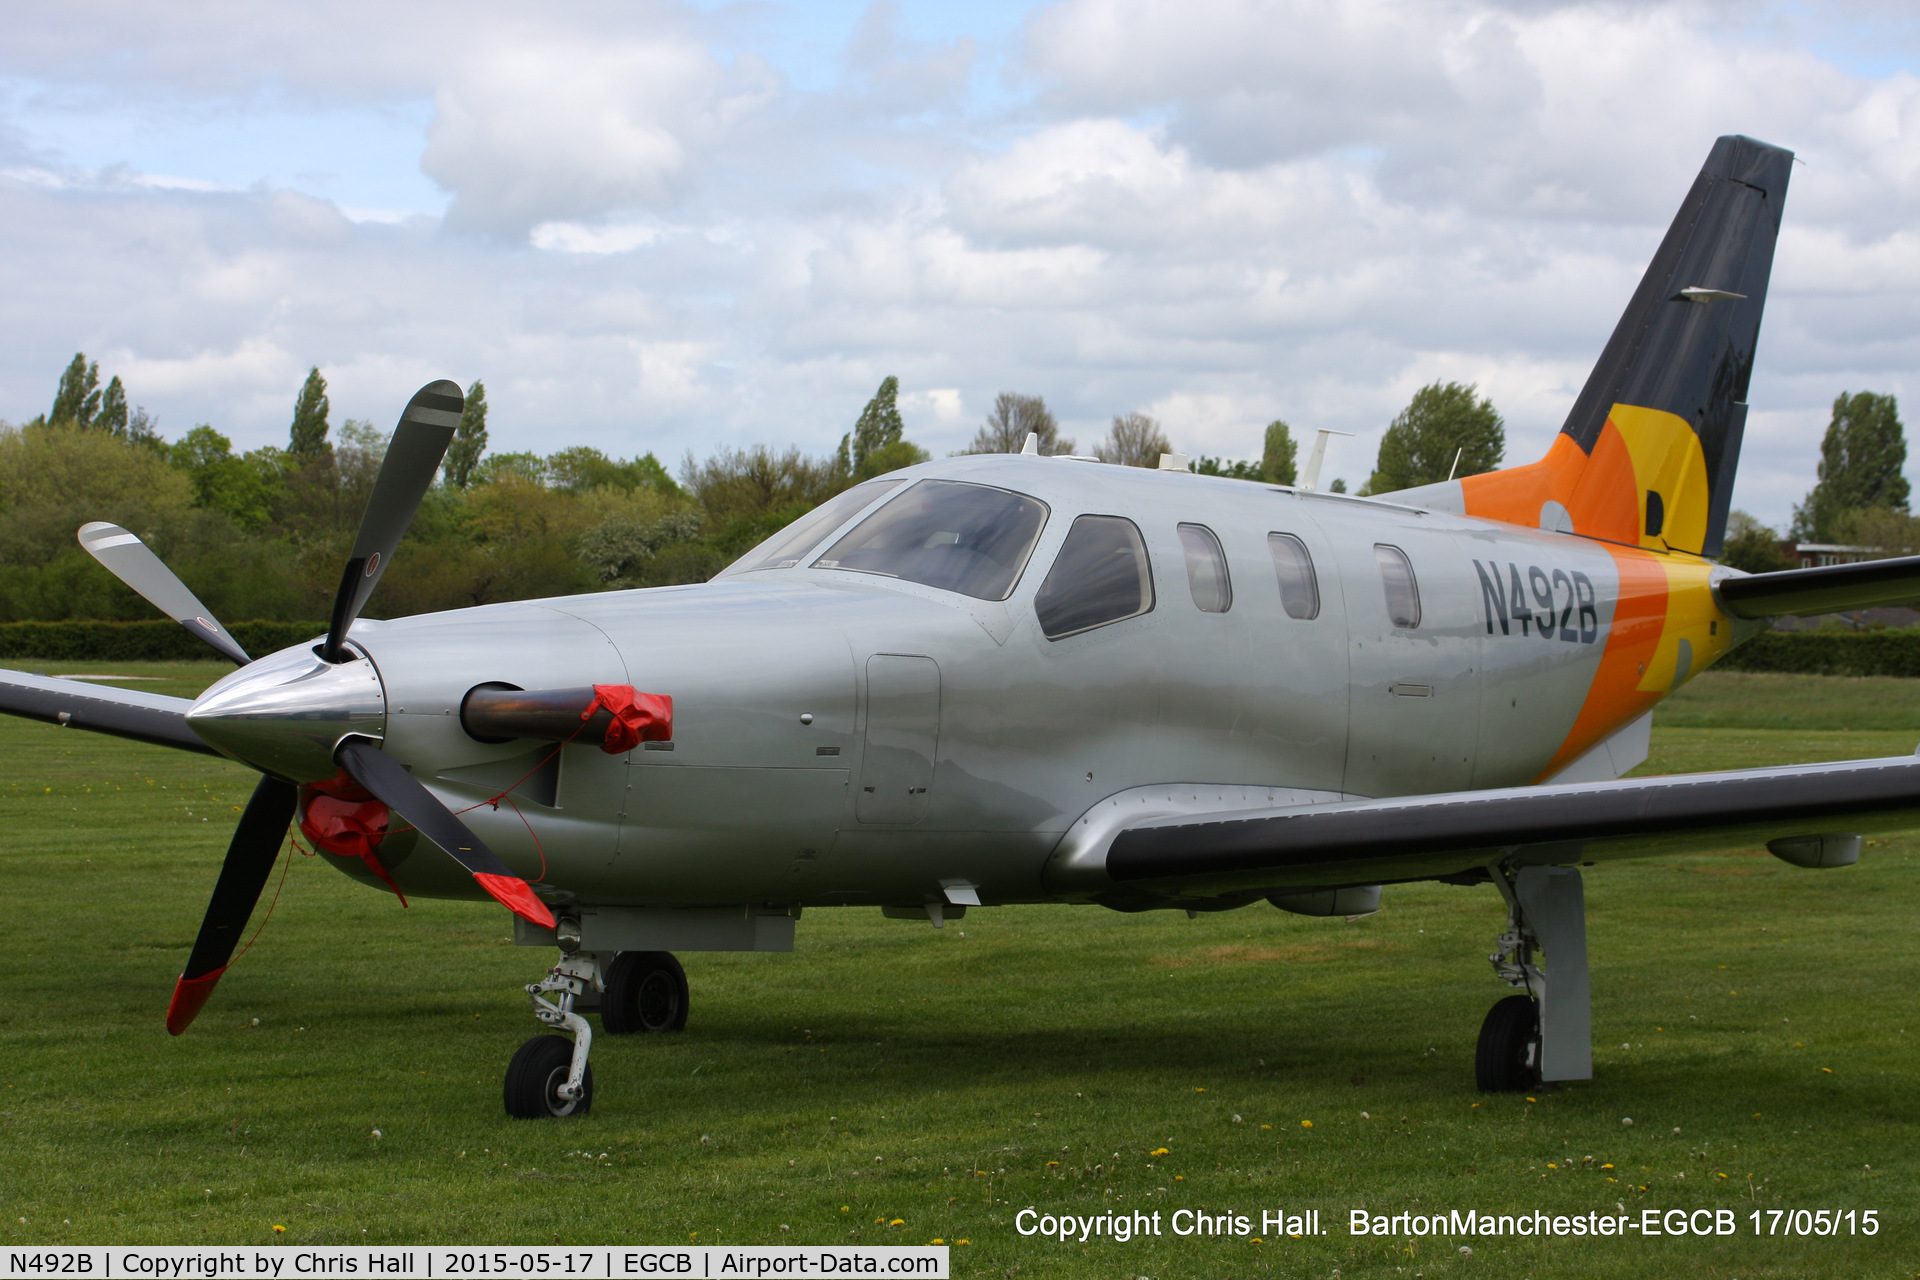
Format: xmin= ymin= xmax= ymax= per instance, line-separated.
xmin=0 ymin=670 xmax=213 ymax=756
xmin=1098 ymin=755 xmax=1920 ymax=898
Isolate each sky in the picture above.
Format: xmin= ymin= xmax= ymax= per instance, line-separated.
xmin=1 ymin=0 xmax=1916 ymax=528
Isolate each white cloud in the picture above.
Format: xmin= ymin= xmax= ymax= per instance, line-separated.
xmin=0 ymin=0 xmax=1913 ymax=527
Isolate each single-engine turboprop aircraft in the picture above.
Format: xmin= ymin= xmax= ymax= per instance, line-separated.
xmin=8 ymin=134 xmax=1920 ymax=1117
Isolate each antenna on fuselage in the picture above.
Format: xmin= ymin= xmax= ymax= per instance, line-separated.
xmin=1020 ymin=433 xmax=1040 ymax=456
xmin=1299 ymin=429 xmax=1353 ymax=492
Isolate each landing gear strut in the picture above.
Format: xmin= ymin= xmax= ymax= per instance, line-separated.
xmin=505 ymin=951 xmax=601 ymax=1118
xmin=1477 ymin=865 xmax=1591 ymax=1093
xmin=502 ymin=940 xmax=694 ymax=1117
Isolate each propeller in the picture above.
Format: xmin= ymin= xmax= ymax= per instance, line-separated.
xmin=166 ymin=775 xmax=298 ymax=1034
xmin=78 ymin=378 xmax=555 ymax=1033
xmin=335 ymin=738 xmax=556 ymax=928
xmin=77 ymin=523 xmax=251 ymax=666
xmin=321 ymin=380 xmax=463 ymax=662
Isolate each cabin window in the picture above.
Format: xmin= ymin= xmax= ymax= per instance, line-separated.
xmin=1267 ymin=533 xmax=1320 ymax=620
xmin=1177 ymin=523 xmax=1232 ymax=613
xmin=812 ymin=479 xmax=1049 ymax=600
xmin=1035 ymin=515 xmax=1155 ymax=640
xmin=721 ymin=479 xmax=906 ymax=575
xmin=1374 ymin=543 xmax=1421 ymax=629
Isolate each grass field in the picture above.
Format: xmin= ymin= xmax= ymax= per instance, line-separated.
xmin=0 ymin=664 xmax=1915 ymax=1277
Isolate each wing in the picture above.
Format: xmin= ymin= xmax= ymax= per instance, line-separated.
xmin=1070 ymin=754 xmax=1920 ymax=900
xmin=0 ymin=670 xmax=214 ymax=756
xmin=1719 ymin=555 xmax=1920 ymax=618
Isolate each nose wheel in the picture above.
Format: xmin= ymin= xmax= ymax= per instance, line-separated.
xmin=505 ymin=1034 xmax=595 ymax=1117
xmin=506 ymin=951 xmax=601 ymax=1119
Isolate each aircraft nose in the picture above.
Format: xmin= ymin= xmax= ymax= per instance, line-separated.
xmin=186 ymin=642 xmax=387 ymax=782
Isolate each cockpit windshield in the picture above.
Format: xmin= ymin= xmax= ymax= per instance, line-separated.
xmin=812 ymin=479 xmax=1049 ymax=601
xmin=717 ymin=479 xmax=907 ymax=576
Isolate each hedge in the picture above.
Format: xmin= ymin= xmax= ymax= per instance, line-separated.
xmin=0 ymin=621 xmax=324 ymax=663
xmin=1715 ymin=630 xmax=1920 ymax=677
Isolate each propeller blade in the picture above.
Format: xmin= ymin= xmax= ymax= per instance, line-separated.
xmin=335 ymin=737 xmax=556 ymax=929
xmin=77 ymin=522 xmax=251 ymax=666
xmin=321 ymin=380 xmax=464 ymax=663
xmin=166 ymin=774 xmax=298 ymax=1034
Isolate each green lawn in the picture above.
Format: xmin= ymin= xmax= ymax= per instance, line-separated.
xmin=0 ymin=663 xmax=1914 ymax=1276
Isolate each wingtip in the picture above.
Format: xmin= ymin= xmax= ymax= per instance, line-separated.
xmin=166 ymin=967 xmax=227 ymax=1035
xmin=473 ymin=872 xmax=556 ymax=929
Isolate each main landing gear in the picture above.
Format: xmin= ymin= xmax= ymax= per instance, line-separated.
xmin=503 ymin=946 xmax=691 ymax=1118
xmin=1475 ymin=865 xmax=1591 ymax=1093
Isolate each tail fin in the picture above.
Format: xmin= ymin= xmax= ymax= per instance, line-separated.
xmin=1418 ymin=135 xmax=1794 ymax=557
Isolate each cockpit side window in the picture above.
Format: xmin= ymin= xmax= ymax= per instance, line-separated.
xmin=719 ymin=479 xmax=907 ymax=576
xmin=812 ymin=479 xmax=1049 ymax=601
xmin=1177 ymin=523 xmax=1232 ymax=613
xmin=1035 ymin=515 xmax=1155 ymax=640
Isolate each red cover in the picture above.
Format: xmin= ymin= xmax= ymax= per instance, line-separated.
xmin=298 ymin=773 xmax=407 ymax=905
xmin=581 ymin=685 xmax=673 ymax=754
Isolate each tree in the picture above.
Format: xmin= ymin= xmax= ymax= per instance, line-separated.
xmin=1366 ymin=381 xmax=1504 ymax=495
xmin=1717 ymin=510 xmax=1796 ymax=574
xmin=169 ymin=425 xmax=283 ymax=529
xmin=1095 ymin=412 xmax=1171 ymax=467
xmin=96 ymin=377 xmax=128 ymax=437
xmin=288 ymin=366 xmax=332 ymax=461
xmin=444 ymin=378 xmax=488 ymax=488
xmin=1791 ymin=392 xmax=1908 ymax=542
xmin=965 ymin=392 xmax=1075 ymax=455
xmin=49 ymin=353 xmax=102 ymax=429
xmin=1261 ymin=420 xmax=1298 ymax=485
xmin=838 ymin=376 xmax=906 ymax=474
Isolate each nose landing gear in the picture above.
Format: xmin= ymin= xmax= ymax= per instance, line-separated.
xmin=506 ymin=951 xmax=601 ymax=1118
xmin=503 ymin=944 xmax=693 ymax=1117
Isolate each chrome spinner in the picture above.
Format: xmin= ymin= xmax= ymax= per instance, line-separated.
xmin=186 ymin=642 xmax=386 ymax=782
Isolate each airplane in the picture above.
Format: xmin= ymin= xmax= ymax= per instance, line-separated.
xmin=6 ymin=133 xmax=1920 ymax=1120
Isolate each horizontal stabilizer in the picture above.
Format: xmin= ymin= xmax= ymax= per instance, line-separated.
xmin=1717 ymin=556 xmax=1920 ymax=618
xmin=1102 ymin=753 xmax=1920 ymax=897
xmin=0 ymin=670 xmax=213 ymax=755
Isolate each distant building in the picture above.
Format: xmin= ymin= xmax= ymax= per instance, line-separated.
xmin=1786 ymin=543 xmax=1880 ymax=568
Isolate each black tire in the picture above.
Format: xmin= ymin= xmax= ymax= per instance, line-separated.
xmin=602 ymin=951 xmax=689 ymax=1035
xmin=1475 ymin=994 xmax=1541 ymax=1093
xmin=503 ymin=1034 xmax=594 ymax=1118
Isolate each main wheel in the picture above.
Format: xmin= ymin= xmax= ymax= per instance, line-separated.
xmin=1475 ymin=994 xmax=1541 ymax=1093
xmin=503 ymin=1034 xmax=594 ymax=1118
xmin=601 ymin=951 xmax=689 ymax=1035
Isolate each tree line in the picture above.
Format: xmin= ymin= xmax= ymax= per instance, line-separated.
xmin=1 ymin=350 xmax=1893 ymax=623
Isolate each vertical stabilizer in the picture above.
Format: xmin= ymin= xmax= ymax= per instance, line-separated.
xmin=1424 ymin=136 xmax=1793 ymax=558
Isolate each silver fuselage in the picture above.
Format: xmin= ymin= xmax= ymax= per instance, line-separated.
xmin=194 ymin=453 xmax=1656 ymax=911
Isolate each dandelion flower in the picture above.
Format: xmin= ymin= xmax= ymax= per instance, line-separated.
xmin=890 ymin=1219 xmax=905 ymax=1227
xmin=1151 ymin=1148 xmax=1169 ymax=1156
xmin=272 ymin=1226 xmax=286 ymax=1234
xmin=1300 ymin=1120 xmax=1313 ymax=1129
